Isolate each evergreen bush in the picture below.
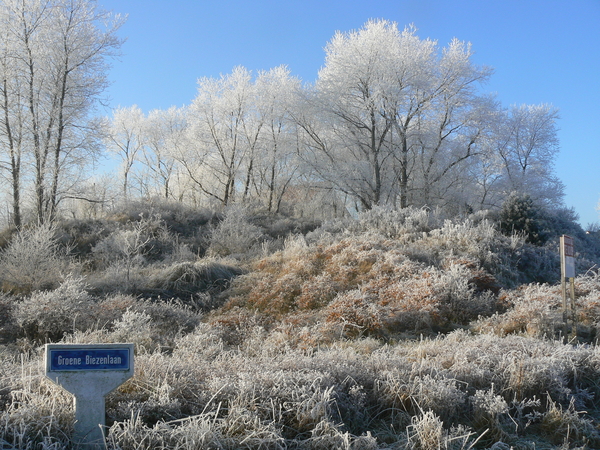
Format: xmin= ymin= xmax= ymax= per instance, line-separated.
xmin=498 ymin=192 xmax=546 ymax=244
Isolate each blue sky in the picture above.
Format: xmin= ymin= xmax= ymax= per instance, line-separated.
xmin=99 ymin=0 xmax=600 ymax=227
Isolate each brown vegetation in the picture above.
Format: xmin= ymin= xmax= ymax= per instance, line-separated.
xmin=1 ymin=204 xmax=600 ymax=449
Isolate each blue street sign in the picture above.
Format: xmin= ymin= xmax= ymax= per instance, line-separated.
xmin=48 ymin=348 xmax=130 ymax=371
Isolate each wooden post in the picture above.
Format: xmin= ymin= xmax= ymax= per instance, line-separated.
xmin=560 ymin=235 xmax=576 ymax=342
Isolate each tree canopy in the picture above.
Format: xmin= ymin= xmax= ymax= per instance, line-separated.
xmin=1 ymin=15 xmax=564 ymax=224
xmin=0 ymin=0 xmax=124 ymax=225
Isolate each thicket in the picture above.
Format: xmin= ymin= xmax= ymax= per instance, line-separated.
xmin=1 ymin=201 xmax=600 ymax=449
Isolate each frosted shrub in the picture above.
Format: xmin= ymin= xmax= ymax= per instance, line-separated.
xmin=471 ymin=387 xmax=512 ymax=441
xmin=324 ymin=290 xmax=386 ymax=338
xmin=350 ymin=206 xmax=433 ymax=238
xmin=429 ymin=262 xmax=488 ymax=324
xmin=94 ymin=294 xmax=138 ymax=327
xmin=473 ymin=283 xmax=562 ymax=337
xmin=147 ymin=260 xmax=243 ymax=303
xmin=3 ymin=328 xmax=600 ymax=448
xmin=14 ymin=276 xmax=96 ymax=341
xmin=227 ymin=233 xmax=501 ymax=335
xmin=418 ymin=219 xmax=500 ymax=265
xmin=110 ymin=309 xmax=155 ymax=351
xmin=0 ymin=293 xmax=18 ymax=342
xmin=208 ymin=204 xmax=265 ymax=257
xmin=409 ymin=375 xmax=467 ymax=423
xmin=0 ymin=355 xmax=73 ymax=449
xmin=405 ymin=410 xmax=444 ymax=450
xmin=92 ymin=218 xmax=153 ymax=288
xmin=173 ymin=323 xmax=225 ymax=360
xmin=405 ymin=411 xmax=483 ymax=450
xmin=540 ymin=397 xmax=600 ymax=447
xmin=376 ymin=372 xmax=467 ymax=423
xmin=165 ymin=240 xmax=196 ymax=263
xmin=574 ymin=271 xmax=600 ymax=338
xmin=92 ymin=223 xmax=149 ymax=265
xmin=307 ymin=419 xmax=378 ymax=450
xmin=283 ymin=233 xmax=309 ymax=253
xmin=0 ymin=223 xmax=71 ymax=293
xmin=109 ymin=301 xmax=201 ymax=352
xmin=105 ymin=409 xmax=287 ymax=450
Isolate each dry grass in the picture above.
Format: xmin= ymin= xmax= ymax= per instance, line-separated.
xmin=223 ymin=234 xmax=500 ymax=339
xmin=3 ymin=330 xmax=599 ymax=448
xmin=2 ymin=208 xmax=600 ymax=448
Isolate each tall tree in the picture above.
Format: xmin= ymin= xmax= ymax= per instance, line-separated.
xmin=104 ymin=105 xmax=145 ymax=201
xmin=251 ymin=66 xmax=301 ymax=212
xmin=183 ymin=66 xmax=258 ymax=206
xmin=497 ymin=103 xmax=562 ymax=205
xmin=140 ymin=106 xmax=184 ymax=200
xmin=301 ymin=20 xmax=411 ymax=209
xmin=0 ymin=0 xmax=123 ymax=224
xmin=0 ymin=5 xmax=26 ymax=227
xmin=299 ymin=20 xmax=491 ymax=210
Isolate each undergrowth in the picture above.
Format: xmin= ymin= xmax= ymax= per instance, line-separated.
xmin=1 ymin=204 xmax=600 ymax=449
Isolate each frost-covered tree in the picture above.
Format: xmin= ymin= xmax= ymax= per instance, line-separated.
xmin=139 ymin=107 xmax=184 ymax=200
xmin=0 ymin=0 xmax=123 ymax=223
xmin=494 ymin=103 xmax=563 ymax=206
xmin=297 ymin=20 xmax=492 ymax=210
xmin=251 ymin=66 xmax=301 ymax=212
xmin=105 ymin=106 xmax=145 ymax=201
xmin=95 ymin=18 xmax=565 ymax=221
xmin=181 ymin=66 xmax=260 ymax=206
xmin=409 ymin=43 xmax=497 ymax=207
xmin=297 ymin=20 xmax=410 ymax=210
xmin=0 ymin=7 xmax=26 ymax=227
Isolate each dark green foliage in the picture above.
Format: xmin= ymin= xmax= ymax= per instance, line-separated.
xmin=498 ymin=192 xmax=546 ymax=244
xmin=541 ymin=207 xmax=600 ymax=273
xmin=497 ymin=197 xmax=600 ymax=277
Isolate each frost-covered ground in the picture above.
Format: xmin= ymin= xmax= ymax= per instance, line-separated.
xmin=1 ymin=204 xmax=600 ymax=449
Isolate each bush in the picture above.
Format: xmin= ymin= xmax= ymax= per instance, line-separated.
xmin=2 ymin=327 xmax=600 ymax=449
xmin=7 ymin=199 xmax=600 ymax=448
xmin=13 ymin=276 xmax=97 ymax=342
xmin=0 ymin=293 xmax=18 ymax=344
xmin=208 ymin=205 xmax=265 ymax=257
xmin=0 ymin=355 xmax=73 ymax=449
xmin=225 ymin=233 xmax=500 ymax=336
xmin=92 ymin=216 xmax=153 ymax=268
xmin=0 ymin=223 xmax=72 ymax=294
xmin=106 ymin=299 xmax=201 ymax=353
xmin=498 ymin=192 xmax=546 ymax=244
xmin=146 ymin=260 xmax=243 ymax=304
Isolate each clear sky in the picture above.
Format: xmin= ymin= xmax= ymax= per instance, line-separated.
xmin=99 ymin=0 xmax=600 ymax=227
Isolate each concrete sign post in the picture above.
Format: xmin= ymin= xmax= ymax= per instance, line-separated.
xmin=45 ymin=343 xmax=134 ymax=449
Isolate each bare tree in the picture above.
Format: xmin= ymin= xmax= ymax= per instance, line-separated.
xmin=494 ymin=103 xmax=563 ymax=206
xmin=0 ymin=0 xmax=123 ymax=224
xmin=182 ymin=66 xmax=259 ymax=206
xmin=250 ymin=66 xmax=301 ymax=212
xmin=0 ymin=0 xmax=42 ymax=227
xmin=105 ymin=105 xmax=145 ymax=201
xmin=139 ymin=107 xmax=183 ymax=200
xmin=298 ymin=20 xmax=491 ymax=211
